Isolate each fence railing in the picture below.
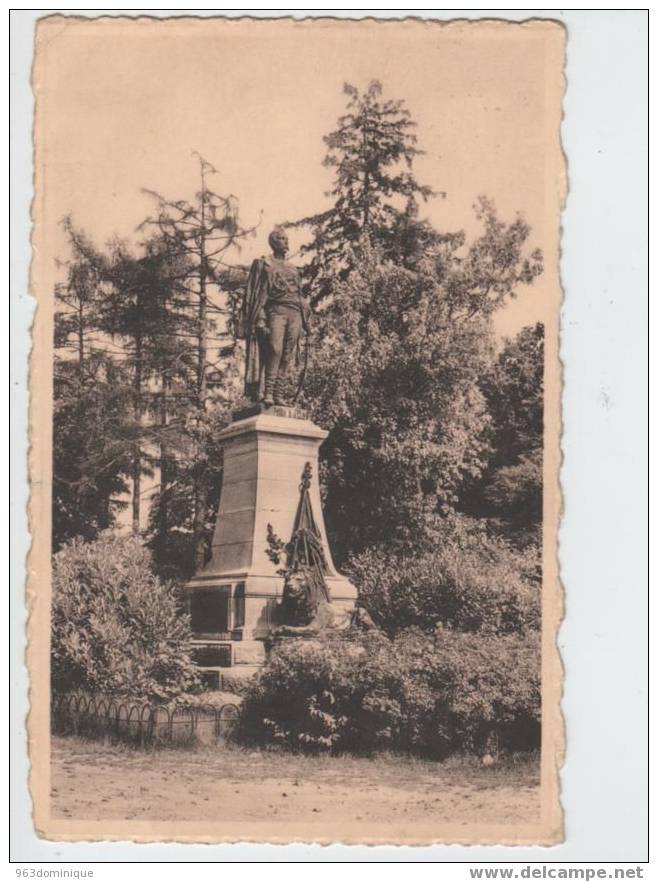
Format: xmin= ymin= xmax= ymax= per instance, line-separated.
xmin=51 ymin=692 xmax=241 ymax=747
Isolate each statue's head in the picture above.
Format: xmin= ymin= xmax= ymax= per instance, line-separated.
xmin=268 ymin=226 xmax=289 ymax=258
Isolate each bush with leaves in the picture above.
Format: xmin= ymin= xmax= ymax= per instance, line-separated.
xmin=481 ymin=449 xmax=543 ymax=543
xmin=348 ymin=519 xmax=540 ymax=637
xmin=240 ymin=628 xmax=540 ymax=757
xmin=51 ymin=532 xmax=200 ymax=702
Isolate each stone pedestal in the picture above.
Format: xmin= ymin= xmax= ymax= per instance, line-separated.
xmin=185 ymin=411 xmax=358 ymax=681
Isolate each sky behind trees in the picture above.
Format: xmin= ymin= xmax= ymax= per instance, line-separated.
xmin=36 ymin=17 xmax=562 ymax=338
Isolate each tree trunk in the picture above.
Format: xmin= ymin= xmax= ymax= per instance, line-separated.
xmin=132 ymin=332 xmax=143 ymax=535
xmin=362 ymin=109 xmax=370 ymax=234
xmin=99 ymin=492 xmax=111 ymax=530
xmin=192 ymin=180 xmax=210 ymax=568
xmin=192 ymin=479 xmax=209 ymax=570
xmin=157 ymin=374 xmax=169 ymax=563
xmin=77 ymin=300 xmax=85 ymax=365
xmin=132 ymin=455 xmax=141 ymax=535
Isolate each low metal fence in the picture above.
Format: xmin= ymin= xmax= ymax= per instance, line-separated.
xmin=51 ymin=692 xmax=241 ymax=747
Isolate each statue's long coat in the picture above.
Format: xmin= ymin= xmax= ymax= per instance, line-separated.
xmin=239 ymin=257 xmax=271 ymax=400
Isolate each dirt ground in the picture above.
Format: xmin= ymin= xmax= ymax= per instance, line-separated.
xmin=51 ymin=736 xmax=540 ymax=826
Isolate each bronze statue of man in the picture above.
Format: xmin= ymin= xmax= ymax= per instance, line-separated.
xmin=240 ymin=226 xmax=311 ymax=406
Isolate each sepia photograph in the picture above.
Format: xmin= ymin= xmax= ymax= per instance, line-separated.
xmin=27 ymin=14 xmax=566 ymax=845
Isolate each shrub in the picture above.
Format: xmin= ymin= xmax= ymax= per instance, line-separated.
xmin=240 ymin=628 xmax=540 ymax=758
xmin=481 ymin=449 xmax=543 ymax=547
xmin=348 ymin=528 xmax=540 ymax=637
xmin=51 ymin=531 xmax=200 ymax=702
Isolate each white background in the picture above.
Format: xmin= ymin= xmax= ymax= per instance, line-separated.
xmin=9 ymin=8 xmax=649 ymax=864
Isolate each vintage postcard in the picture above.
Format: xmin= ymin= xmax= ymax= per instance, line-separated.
xmin=28 ymin=15 xmax=566 ymax=845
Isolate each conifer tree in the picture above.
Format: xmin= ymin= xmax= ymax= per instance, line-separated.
xmin=141 ymin=154 xmax=257 ymax=568
xmin=99 ymin=238 xmax=196 ymax=535
xmin=53 ymin=222 xmax=132 ymax=547
xmin=291 ymin=80 xmax=435 ymax=302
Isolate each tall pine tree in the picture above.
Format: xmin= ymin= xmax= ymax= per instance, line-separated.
xmin=53 ymin=221 xmax=132 ymax=548
xmin=99 ymin=237 xmax=196 ymax=535
xmin=291 ymin=81 xmax=435 ymax=302
xmin=141 ymin=154 xmax=256 ymax=568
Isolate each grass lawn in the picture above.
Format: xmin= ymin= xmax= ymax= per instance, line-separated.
xmin=51 ymin=735 xmax=540 ymax=826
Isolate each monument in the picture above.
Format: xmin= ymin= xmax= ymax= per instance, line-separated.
xmin=185 ymin=227 xmax=358 ymax=687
